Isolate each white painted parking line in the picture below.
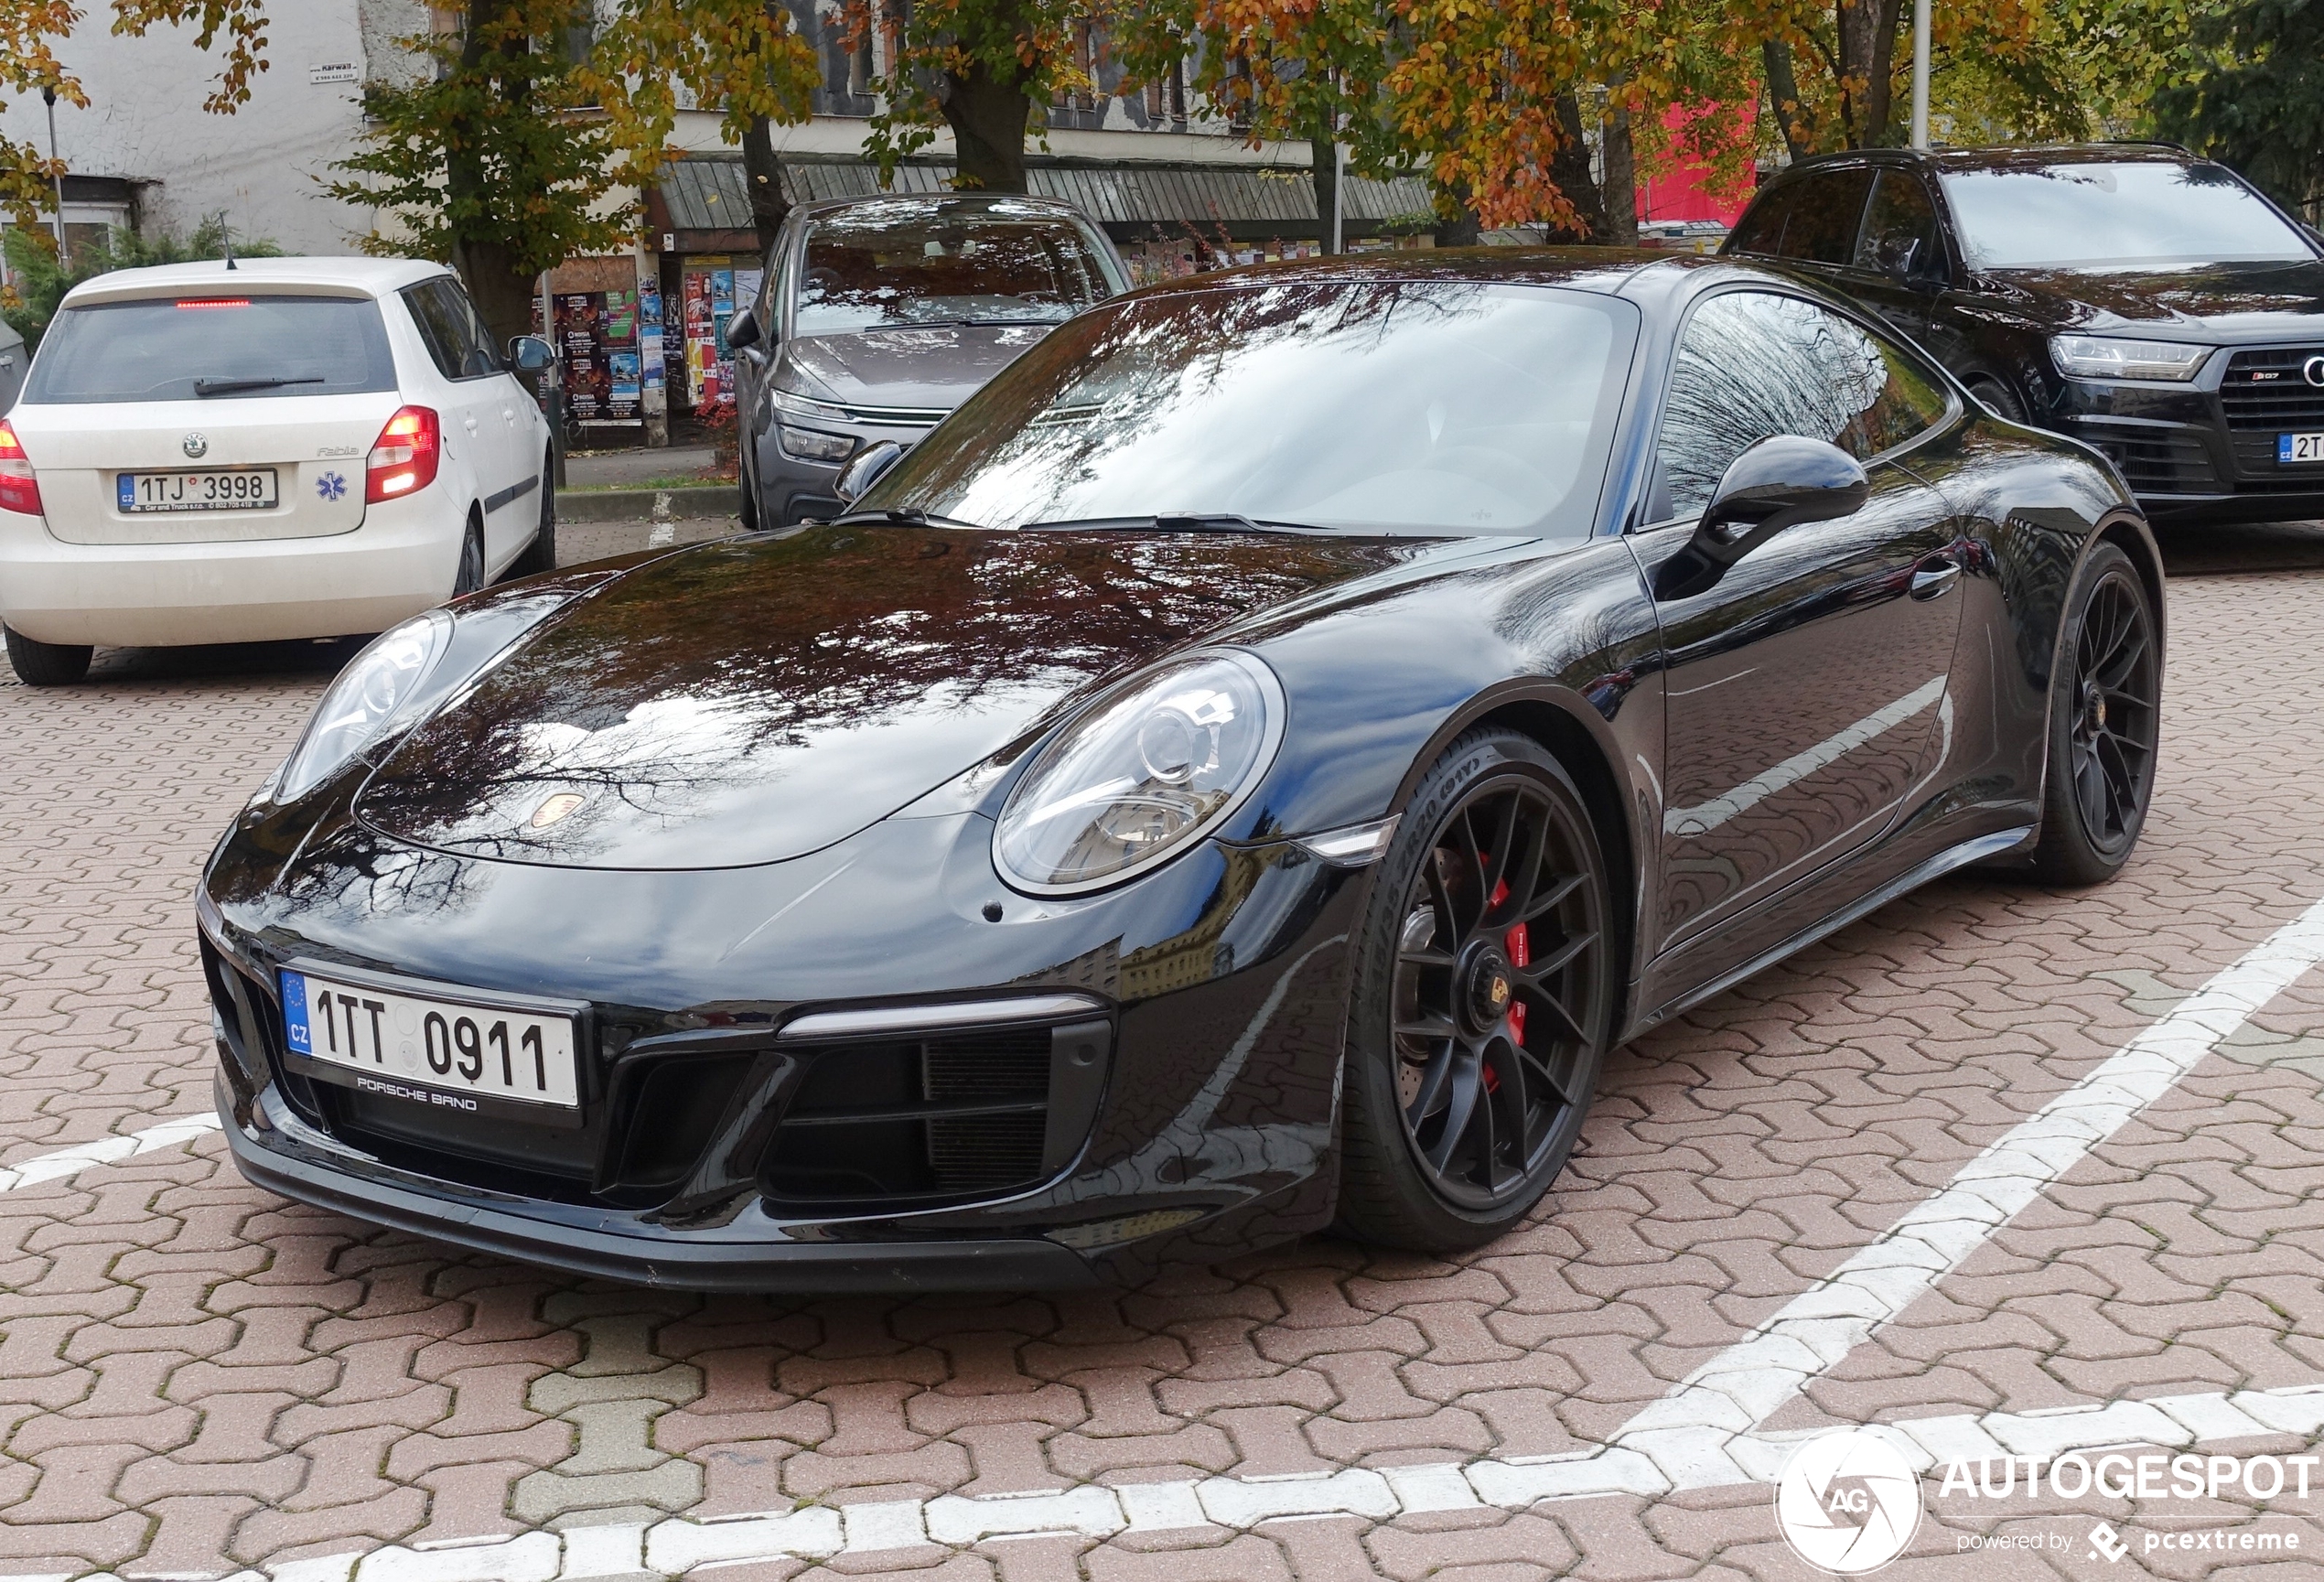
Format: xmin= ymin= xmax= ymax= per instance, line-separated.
xmin=0 ymin=1112 xmax=221 ymax=1194
xmin=1604 ymin=890 xmax=2324 ymax=1488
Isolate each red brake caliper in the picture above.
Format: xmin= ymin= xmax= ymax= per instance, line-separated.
xmin=1487 ymin=873 xmax=1529 ymax=1065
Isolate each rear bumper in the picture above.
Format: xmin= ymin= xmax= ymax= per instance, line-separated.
xmin=224 ymin=1079 xmax=1105 ymax=1292
xmin=0 ymin=490 xmax=460 ymax=647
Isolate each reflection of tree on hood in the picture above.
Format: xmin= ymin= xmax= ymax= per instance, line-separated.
xmin=356 ymin=526 xmax=1417 ymax=861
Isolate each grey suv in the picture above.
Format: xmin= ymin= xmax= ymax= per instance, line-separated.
xmin=729 ymin=194 xmax=1130 ymax=527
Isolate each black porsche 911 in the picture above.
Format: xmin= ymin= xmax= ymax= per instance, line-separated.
xmin=199 ymin=252 xmax=2163 ymax=1290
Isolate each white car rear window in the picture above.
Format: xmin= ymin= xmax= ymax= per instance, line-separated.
xmin=25 ymin=294 xmax=397 ymax=404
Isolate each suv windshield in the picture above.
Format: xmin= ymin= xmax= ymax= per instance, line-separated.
xmin=1940 ymin=161 xmax=2314 ymax=270
xmin=869 ymin=280 xmax=1638 ymax=538
xmin=793 ymin=201 xmax=1114 ymax=336
xmin=24 ymin=294 xmax=398 ymax=404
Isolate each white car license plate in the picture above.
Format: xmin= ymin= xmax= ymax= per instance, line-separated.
xmin=118 ymin=468 xmax=279 ymax=512
xmin=279 ymin=967 xmax=581 ymax=1114
xmin=2279 ymin=433 xmax=2324 ymax=465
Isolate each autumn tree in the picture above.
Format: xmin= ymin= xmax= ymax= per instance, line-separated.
xmin=845 ymin=0 xmax=1097 ymax=193
xmin=2154 ymin=0 xmax=2322 ymax=218
xmin=97 ymin=1 xmax=817 ymax=347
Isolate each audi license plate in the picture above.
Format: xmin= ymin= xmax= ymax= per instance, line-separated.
xmin=118 ymin=468 xmax=278 ymax=512
xmin=279 ymin=966 xmax=581 ymax=1118
xmin=2279 ymin=433 xmax=2324 ymax=465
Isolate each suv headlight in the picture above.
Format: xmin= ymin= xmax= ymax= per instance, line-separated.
xmin=2051 ymin=334 xmax=2211 ymax=382
xmin=277 ymin=610 xmax=450 ymax=800
xmin=778 ymin=422 xmax=856 ymax=464
xmin=995 ymin=651 xmax=1285 ymax=895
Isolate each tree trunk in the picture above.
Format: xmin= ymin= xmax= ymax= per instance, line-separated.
xmin=943 ymin=58 xmax=1034 ymax=192
xmin=743 ymin=112 xmax=790 ymax=259
xmin=1432 ymin=181 xmax=1481 ymax=248
xmin=1544 ymin=91 xmax=1608 ymax=244
xmin=1603 ymin=104 xmax=1638 ymax=246
xmin=443 ymin=0 xmax=539 ymax=350
xmin=1762 ymin=38 xmax=1815 ymax=158
xmin=1310 ymin=132 xmax=1340 ymax=253
xmin=1864 ymin=0 xmax=1906 ymax=145
xmin=1834 ymin=0 xmax=1872 ymax=145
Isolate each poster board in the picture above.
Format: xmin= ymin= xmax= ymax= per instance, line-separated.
xmin=554 ymin=288 xmax=645 ymax=426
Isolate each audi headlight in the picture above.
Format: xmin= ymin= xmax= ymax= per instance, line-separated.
xmin=995 ymin=651 xmax=1285 ymax=895
xmin=277 ymin=610 xmax=450 ymax=800
xmin=2051 ymin=334 xmax=2211 ymax=382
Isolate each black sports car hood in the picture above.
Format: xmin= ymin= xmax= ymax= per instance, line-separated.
xmin=356 ymin=526 xmax=1428 ymax=870
xmin=1982 ymin=258 xmax=2324 ymax=342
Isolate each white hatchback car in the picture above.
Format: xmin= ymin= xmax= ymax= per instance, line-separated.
xmin=0 ymin=257 xmax=556 ymax=685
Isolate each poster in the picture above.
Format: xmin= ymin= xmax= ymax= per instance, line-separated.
xmin=554 ymin=287 xmax=642 ymax=425
xmin=682 ymin=258 xmax=746 ymax=409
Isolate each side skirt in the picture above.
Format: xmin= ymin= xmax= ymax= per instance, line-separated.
xmin=1627 ymin=823 xmax=2036 ymax=1036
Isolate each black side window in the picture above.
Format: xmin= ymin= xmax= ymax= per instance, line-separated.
xmin=1657 ymin=290 xmax=1951 ymax=517
xmin=403 ymin=278 xmax=500 ymax=380
xmin=1727 ymin=183 xmax=1795 ymax=257
xmin=1854 ymin=170 xmax=1943 ymax=277
xmin=1776 ymin=168 xmax=1876 ymax=264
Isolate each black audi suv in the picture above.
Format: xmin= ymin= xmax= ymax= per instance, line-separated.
xmin=1726 ymin=143 xmax=2324 ymax=523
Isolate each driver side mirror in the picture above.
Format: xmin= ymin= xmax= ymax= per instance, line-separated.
xmin=726 ymin=308 xmax=763 ymax=353
xmin=834 ymin=439 xmax=904 ymax=506
xmin=508 ymin=335 xmax=554 ymax=373
xmin=1652 ymin=435 xmax=1869 ymax=602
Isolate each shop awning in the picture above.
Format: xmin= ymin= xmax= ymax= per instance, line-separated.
xmin=653 ymin=153 xmax=1434 ymax=246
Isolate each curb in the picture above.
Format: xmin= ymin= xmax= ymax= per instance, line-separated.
xmin=554 ymin=484 xmax=737 ymax=522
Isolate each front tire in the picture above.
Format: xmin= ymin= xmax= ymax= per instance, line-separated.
xmin=2032 ymin=542 xmax=2160 ymax=885
xmin=1968 ymin=375 xmax=2028 ymax=424
xmin=4 ymin=624 xmax=91 ymax=686
xmin=451 ymin=516 xmax=486 ymax=598
xmin=1337 ymin=729 xmax=1616 ymax=1252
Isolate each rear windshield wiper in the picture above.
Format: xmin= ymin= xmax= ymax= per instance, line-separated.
xmin=194 ymin=374 xmax=324 ymax=396
xmin=1023 ymin=513 xmax=1332 ymax=534
xmin=826 ymin=506 xmax=989 ymax=530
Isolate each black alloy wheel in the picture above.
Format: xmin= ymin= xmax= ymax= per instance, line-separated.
xmin=1338 ymin=730 xmax=1615 ymax=1250
xmin=2034 ymin=543 xmax=2160 ymax=884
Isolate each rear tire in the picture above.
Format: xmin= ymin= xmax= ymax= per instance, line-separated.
xmin=505 ymin=461 xmax=557 ymax=579
xmin=1335 ymin=729 xmax=1617 ymax=1253
xmin=2031 ymin=542 xmax=2161 ymax=885
xmin=3 ymin=625 xmax=91 ymax=686
xmin=451 ymin=516 xmax=486 ymax=598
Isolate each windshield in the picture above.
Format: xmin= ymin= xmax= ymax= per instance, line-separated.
xmin=25 ymin=294 xmax=397 ymax=404
xmin=793 ymin=201 xmax=1116 ymax=336
xmin=1940 ymin=162 xmax=2314 ymax=270
xmin=867 ymin=280 xmax=1638 ymax=539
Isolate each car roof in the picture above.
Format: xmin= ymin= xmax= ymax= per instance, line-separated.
xmin=1778 ymin=142 xmax=2200 ymax=178
xmin=58 ymin=255 xmax=452 ymax=307
xmin=791 ymin=192 xmax=1095 ymax=223
xmin=1111 ymin=246 xmax=1692 ymax=300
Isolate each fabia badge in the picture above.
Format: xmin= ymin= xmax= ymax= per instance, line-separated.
xmin=1774 ymin=1428 xmax=1923 ymax=1574
xmin=530 ymin=791 xmax=586 ymax=830
xmin=182 ymin=433 xmax=209 ymax=459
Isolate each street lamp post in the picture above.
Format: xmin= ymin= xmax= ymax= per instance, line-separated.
xmin=40 ymin=84 xmax=63 ymax=253
xmin=1910 ymin=0 xmax=1932 ymax=149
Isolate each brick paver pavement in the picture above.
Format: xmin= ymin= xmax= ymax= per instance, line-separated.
xmin=5 ymin=531 xmax=2324 ymax=1579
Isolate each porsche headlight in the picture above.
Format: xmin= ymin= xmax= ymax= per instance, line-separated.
xmin=2050 ymin=334 xmax=2211 ymax=382
xmin=277 ymin=610 xmax=450 ymax=800
xmin=995 ymin=651 xmax=1285 ymax=895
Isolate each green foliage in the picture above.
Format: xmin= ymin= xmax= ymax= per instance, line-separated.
xmin=1 ymin=215 xmax=281 ymax=350
xmin=2155 ymin=0 xmax=2324 ymax=218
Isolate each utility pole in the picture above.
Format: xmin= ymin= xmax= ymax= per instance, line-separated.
xmin=1910 ymin=0 xmax=1931 ymax=149
xmin=40 ymin=85 xmax=63 ymax=253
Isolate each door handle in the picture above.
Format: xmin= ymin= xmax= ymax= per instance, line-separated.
xmin=463 ymin=414 xmax=480 ymax=433
xmin=1910 ymin=554 xmax=1962 ymax=599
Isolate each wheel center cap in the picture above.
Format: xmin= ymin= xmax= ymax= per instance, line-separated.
xmin=2081 ymin=680 xmax=2105 ymax=734
xmin=1461 ymin=943 xmax=1515 ymax=1033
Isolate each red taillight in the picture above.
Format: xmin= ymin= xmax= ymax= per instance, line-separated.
xmin=0 ymin=419 xmax=42 ymax=517
xmin=176 ymin=298 xmax=250 ymax=309
xmin=366 ymin=405 xmax=440 ymax=503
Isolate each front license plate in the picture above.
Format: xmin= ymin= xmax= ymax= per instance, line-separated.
xmin=118 ymin=468 xmax=279 ymax=512
xmin=279 ymin=967 xmax=581 ymax=1114
xmin=2279 ymin=433 xmax=2324 ymax=465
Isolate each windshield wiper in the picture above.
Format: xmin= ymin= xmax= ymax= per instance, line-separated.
xmin=194 ymin=374 xmax=324 ymax=396
xmin=1023 ymin=513 xmax=1331 ymax=535
xmin=827 ymin=506 xmax=989 ymax=530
